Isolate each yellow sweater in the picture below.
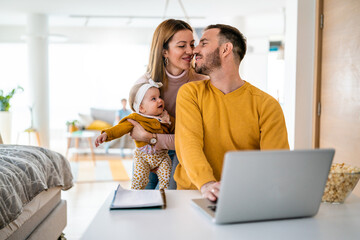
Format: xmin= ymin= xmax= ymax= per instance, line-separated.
xmin=102 ymin=113 xmax=175 ymax=148
xmin=174 ymin=80 xmax=289 ymax=190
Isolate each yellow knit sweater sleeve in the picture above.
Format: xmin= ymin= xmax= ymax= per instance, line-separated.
xmin=101 ymin=114 xmax=135 ymax=141
xmin=175 ymin=83 xmax=217 ymax=190
xmin=258 ymin=95 xmax=290 ymax=149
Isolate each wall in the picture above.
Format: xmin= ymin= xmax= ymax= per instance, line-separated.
xmin=242 ymin=13 xmax=285 ymax=91
xmin=284 ymin=0 xmax=316 ymax=149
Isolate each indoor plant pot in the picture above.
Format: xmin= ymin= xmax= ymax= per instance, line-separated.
xmin=66 ymin=120 xmax=79 ymax=133
xmin=0 ymin=86 xmax=23 ymax=143
xmin=0 ymin=111 xmax=12 ymax=144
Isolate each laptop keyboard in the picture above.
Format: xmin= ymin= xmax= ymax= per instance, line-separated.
xmin=207 ymin=205 xmax=217 ymax=212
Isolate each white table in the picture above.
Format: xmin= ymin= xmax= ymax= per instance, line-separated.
xmin=81 ymin=191 xmax=360 ymax=240
xmin=66 ymin=131 xmax=96 ymax=163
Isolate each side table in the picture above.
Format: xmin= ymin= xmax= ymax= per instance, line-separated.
xmin=66 ymin=131 xmax=96 ymax=164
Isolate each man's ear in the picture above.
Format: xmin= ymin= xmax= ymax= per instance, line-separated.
xmin=221 ymin=42 xmax=233 ymax=58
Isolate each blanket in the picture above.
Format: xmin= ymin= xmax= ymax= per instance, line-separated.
xmin=0 ymin=145 xmax=73 ymax=229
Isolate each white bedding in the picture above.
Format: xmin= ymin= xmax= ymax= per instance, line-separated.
xmin=0 ymin=187 xmax=61 ymax=239
xmin=0 ymin=145 xmax=73 ymax=229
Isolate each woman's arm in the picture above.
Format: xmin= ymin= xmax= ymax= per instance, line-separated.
xmin=155 ymin=134 xmax=175 ymax=151
xmin=127 ymin=119 xmax=175 ymax=150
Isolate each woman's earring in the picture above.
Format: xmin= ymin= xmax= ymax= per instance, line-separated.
xmin=164 ymin=57 xmax=169 ymax=66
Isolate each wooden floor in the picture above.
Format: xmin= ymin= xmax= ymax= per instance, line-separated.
xmin=62 ymin=153 xmax=131 ymax=240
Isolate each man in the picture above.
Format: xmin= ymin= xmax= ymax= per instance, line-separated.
xmin=105 ymin=98 xmax=132 ymax=155
xmin=115 ymin=98 xmax=132 ymax=124
xmin=174 ymin=24 xmax=289 ymax=201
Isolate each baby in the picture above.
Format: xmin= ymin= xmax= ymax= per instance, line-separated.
xmin=95 ymin=80 xmax=175 ymax=190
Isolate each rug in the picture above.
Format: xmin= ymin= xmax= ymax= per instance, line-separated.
xmin=70 ymin=157 xmax=131 ymax=183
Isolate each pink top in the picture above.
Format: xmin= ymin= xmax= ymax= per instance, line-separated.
xmin=135 ymin=69 xmax=208 ymax=150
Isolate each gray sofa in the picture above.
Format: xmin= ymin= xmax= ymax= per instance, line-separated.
xmin=76 ymin=108 xmax=135 ymax=154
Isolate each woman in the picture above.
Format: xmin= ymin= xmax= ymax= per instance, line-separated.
xmin=128 ymin=19 xmax=208 ymax=189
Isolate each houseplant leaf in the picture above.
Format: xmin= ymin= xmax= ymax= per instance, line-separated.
xmin=0 ymin=86 xmax=24 ymax=111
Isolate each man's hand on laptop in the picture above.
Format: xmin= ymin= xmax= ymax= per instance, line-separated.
xmin=201 ymin=181 xmax=220 ymax=202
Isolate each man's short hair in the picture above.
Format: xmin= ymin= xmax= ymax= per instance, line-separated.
xmin=205 ymin=24 xmax=247 ymax=64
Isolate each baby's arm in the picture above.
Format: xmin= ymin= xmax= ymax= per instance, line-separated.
xmin=95 ymin=132 xmax=108 ymax=147
xmin=103 ymin=118 xmax=134 ymax=141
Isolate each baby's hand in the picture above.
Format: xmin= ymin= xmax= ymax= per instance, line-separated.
xmin=95 ymin=133 xmax=108 ymax=147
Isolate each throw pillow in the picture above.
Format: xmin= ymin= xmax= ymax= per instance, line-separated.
xmin=78 ymin=113 xmax=94 ymax=127
xmin=86 ymin=120 xmax=112 ymax=131
xmin=90 ymin=108 xmax=116 ymax=125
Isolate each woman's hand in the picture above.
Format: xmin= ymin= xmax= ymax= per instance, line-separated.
xmin=127 ymin=119 xmax=152 ymax=143
xmin=95 ymin=133 xmax=108 ymax=147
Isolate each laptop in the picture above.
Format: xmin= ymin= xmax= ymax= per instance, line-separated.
xmin=192 ymin=149 xmax=335 ymax=224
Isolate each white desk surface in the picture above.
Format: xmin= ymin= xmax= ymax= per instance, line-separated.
xmin=81 ymin=190 xmax=360 ymax=240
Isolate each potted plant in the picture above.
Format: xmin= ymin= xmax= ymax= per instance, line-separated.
xmin=0 ymin=86 xmax=24 ymax=143
xmin=66 ymin=120 xmax=79 ymax=133
xmin=0 ymin=86 xmax=24 ymax=111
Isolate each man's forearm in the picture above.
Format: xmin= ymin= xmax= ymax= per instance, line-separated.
xmin=200 ymin=181 xmax=220 ymax=201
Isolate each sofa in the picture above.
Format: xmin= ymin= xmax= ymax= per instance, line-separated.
xmin=76 ymin=107 xmax=135 ymax=154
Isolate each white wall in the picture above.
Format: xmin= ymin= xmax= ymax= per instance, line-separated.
xmin=242 ymin=37 xmax=269 ymax=91
xmin=228 ymin=13 xmax=285 ymax=92
xmin=0 ymin=44 xmax=30 ymax=143
xmin=284 ymin=0 xmax=316 ymax=149
xmin=293 ymin=0 xmax=316 ymax=149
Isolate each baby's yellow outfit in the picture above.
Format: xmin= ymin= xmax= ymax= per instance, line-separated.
xmin=102 ymin=112 xmax=175 ymax=189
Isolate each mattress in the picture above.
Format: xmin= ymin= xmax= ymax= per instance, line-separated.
xmin=0 ymin=145 xmax=73 ymax=228
xmin=0 ymin=187 xmax=61 ymax=240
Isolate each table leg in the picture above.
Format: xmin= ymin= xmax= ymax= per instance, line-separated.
xmin=75 ymin=138 xmax=79 ymax=161
xmin=66 ymin=138 xmax=71 ymax=159
xmin=87 ymin=137 xmax=96 ymax=165
xmin=35 ymin=131 xmax=41 ymax=146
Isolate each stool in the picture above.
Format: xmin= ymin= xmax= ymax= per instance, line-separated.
xmin=16 ymin=128 xmax=41 ymax=146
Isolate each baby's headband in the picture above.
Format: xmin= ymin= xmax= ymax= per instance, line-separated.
xmin=133 ymin=79 xmax=163 ymax=113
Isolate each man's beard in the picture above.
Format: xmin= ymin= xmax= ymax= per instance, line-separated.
xmin=195 ymin=47 xmax=221 ymax=75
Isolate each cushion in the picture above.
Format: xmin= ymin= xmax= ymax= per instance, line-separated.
xmin=90 ymin=108 xmax=116 ymax=125
xmin=86 ymin=120 xmax=112 ymax=131
xmin=78 ymin=113 xmax=94 ymax=127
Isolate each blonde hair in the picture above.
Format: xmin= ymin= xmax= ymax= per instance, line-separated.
xmin=147 ymin=19 xmax=193 ymax=91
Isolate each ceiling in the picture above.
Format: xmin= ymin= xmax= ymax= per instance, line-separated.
xmin=0 ymin=0 xmax=286 ymax=28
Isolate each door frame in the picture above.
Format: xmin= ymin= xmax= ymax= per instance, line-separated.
xmin=312 ymin=0 xmax=323 ymax=148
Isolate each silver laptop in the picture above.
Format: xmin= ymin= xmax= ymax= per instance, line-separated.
xmin=192 ymin=149 xmax=335 ymax=224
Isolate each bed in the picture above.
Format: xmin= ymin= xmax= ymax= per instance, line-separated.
xmin=0 ymin=144 xmax=73 ymax=240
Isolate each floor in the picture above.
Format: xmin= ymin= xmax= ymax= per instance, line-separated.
xmin=62 ymin=181 xmax=131 ymax=240
xmin=61 ymin=150 xmax=132 ymax=240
